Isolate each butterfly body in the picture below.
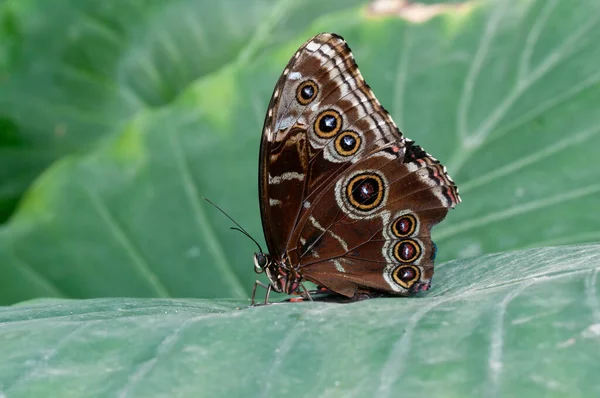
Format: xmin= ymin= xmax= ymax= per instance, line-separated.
xmin=253 ymin=33 xmax=460 ymax=304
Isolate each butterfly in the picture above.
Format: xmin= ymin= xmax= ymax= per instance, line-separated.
xmin=251 ymin=33 xmax=460 ymax=305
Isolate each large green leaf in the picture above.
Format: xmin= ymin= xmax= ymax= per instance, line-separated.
xmin=0 ymin=0 xmax=366 ymax=222
xmin=1 ymin=245 xmax=599 ymax=397
xmin=1 ymin=0 xmax=600 ymax=304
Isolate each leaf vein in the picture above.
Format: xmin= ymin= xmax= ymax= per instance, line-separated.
xmin=585 ymin=268 xmax=600 ymax=322
xmin=378 ymin=295 xmax=457 ymax=397
xmin=392 ymin=25 xmax=412 ymax=128
xmin=517 ymin=0 xmax=558 ymax=82
xmin=459 ymin=124 xmax=600 ymax=193
xmin=456 ymin=1 xmax=507 ymax=142
xmin=168 ymin=130 xmax=247 ymax=297
xmin=4 ymin=322 xmax=93 ymax=394
xmin=117 ymin=314 xmax=213 ymax=398
xmin=86 ymin=188 xmax=171 ymax=297
xmin=260 ymin=326 xmax=301 ymax=398
xmin=435 ymin=183 xmax=600 ymax=240
xmin=4 ymin=248 xmax=67 ymax=298
xmin=235 ymin=0 xmax=294 ymax=65
xmin=486 ymin=282 xmax=533 ymax=398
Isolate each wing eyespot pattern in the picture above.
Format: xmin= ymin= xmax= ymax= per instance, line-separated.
xmin=393 ymin=239 xmax=421 ymax=263
xmin=346 ymin=172 xmax=385 ymax=211
xmin=334 ymin=130 xmax=361 ymax=156
xmin=392 ymin=265 xmax=420 ymax=289
xmin=391 ymin=214 xmax=417 ymax=238
xmin=314 ymin=109 xmax=342 ymax=138
xmin=296 ymin=80 xmax=319 ymax=105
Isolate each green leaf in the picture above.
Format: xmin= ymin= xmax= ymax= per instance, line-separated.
xmin=2 ymin=0 xmax=600 ymax=303
xmin=1 ymin=245 xmax=599 ymax=397
xmin=0 ymin=0 xmax=367 ymax=222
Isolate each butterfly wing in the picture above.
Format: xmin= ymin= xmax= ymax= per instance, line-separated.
xmin=291 ymin=142 xmax=460 ymax=297
xmin=259 ymin=33 xmax=404 ymax=260
xmin=259 ymin=32 xmax=460 ymax=297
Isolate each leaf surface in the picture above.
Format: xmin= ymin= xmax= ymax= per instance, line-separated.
xmin=1 ymin=0 xmax=600 ymax=303
xmin=1 ymin=245 xmax=599 ymax=397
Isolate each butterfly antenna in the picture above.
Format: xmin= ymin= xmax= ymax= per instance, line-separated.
xmin=229 ymin=227 xmax=264 ymax=254
xmin=202 ymin=197 xmax=264 ymax=253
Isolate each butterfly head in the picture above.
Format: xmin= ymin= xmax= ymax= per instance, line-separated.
xmin=253 ymin=253 xmax=303 ymax=294
xmin=253 ymin=252 xmax=271 ymax=274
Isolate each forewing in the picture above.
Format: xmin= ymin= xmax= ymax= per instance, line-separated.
xmin=259 ymin=33 xmax=403 ymax=258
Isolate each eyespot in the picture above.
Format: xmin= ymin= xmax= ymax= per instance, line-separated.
xmin=334 ymin=130 xmax=361 ymax=156
xmin=346 ymin=172 xmax=385 ymax=211
xmin=393 ymin=239 xmax=421 ymax=263
xmin=392 ymin=265 xmax=421 ymax=288
xmin=391 ymin=214 xmax=417 ymax=237
xmin=314 ymin=110 xmax=342 ymax=138
xmin=296 ymin=80 xmax=318 ymax=105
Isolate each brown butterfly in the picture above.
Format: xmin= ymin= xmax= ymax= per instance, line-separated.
xmin=252 ymin=33 xmax=460 ymax=305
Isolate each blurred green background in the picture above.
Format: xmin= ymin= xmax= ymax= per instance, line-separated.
xmin=1 ymin=0 xmax=600 ymax=305
xmin=1 ymin=1 xmax=600 ymax=396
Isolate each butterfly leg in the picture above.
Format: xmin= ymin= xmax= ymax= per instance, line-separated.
xmin=300 ymin=283 xmax=314 ymax=302
xmin=289 ymin=284 xmax=316 ymax=302
xmin=251 ymin=280 xmax=272 ymax=306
